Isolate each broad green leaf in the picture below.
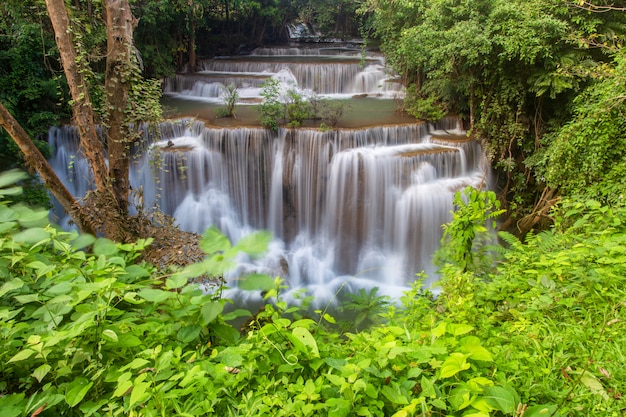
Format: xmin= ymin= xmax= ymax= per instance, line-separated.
xmin=448 ymin=323 xmax=474 ymax=336
xmin=381 ymin=385 xmax=409 ymax=405
xmin=0 ymin=278 xmax=24 ymax=298
xmin=130 ymin=374 xmax=151 ymax=407
xmin=102 ymin=329 xmax=118 ymax=342
xmin=483 ymin=386 xmax=516 ymax=414
xmin=71 ymin=234 xmax=96 ymax=250
xmin=326 ymin=398 xmax=351 ymax=417
xmin=291 ymin=327 xmax=320 ymax=357
xmin=14 ymin=293 xmax=39 ymax=304
xmin=0 ymin=169 xmax=28 ymax=188
xmin=460 ymin=336 xmax=493 ymax=362
xmin=201 ymin=301 xmax=224 ymax=325
xmin=177 ymin=324 xmax=202 ymax=343
xmin=0 ymin=393 xmax=25 ymax=417
xmin=431 ymin=322 xmax=446 ymax=337
xmin=391 ymin=399 xmax=421 ymax=417
xmin=12 ymin=227 xmax=49 ymax=244
xmin=165 ymin=274 xmax=188 ymax=289
xmin=124 ymin=264 xmax=151 ymax=279
xmin=93 ymin=238 xmax=118 ymax=256
xmin=234 ymin=231 xmax=271 ymax=256
xmin=120 ymin=358 xmax=150 ymax=371
xmin=15 ymin=208 xmax=49 ymax=228
xmin=199 ymin=227 xmax=231 ymax=254
xmin=580 ymin=371 xmax=609 ymax=400
xmin=8 ymin=349 xmax=35 ymax=363
xmin=32 ymin=364 xmax=52 ymax=383
xmin=237 ymin=273 xmax=275 ymax=291
xmin=137 ymin=288 xmax=173 ymax=303
xmin=523 ymin=404 xmax=559 ymax=417
xmin=65 ymin=377 xmax=93 ymax=407
xmin=439 ymin=352 xmax=470 ymax=378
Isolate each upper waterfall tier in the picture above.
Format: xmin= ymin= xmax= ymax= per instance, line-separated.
xmin=163 ymin=45 xmax=403 ymax=101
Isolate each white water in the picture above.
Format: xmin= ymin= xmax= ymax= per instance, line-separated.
xmin=48 ymin=45 xmax=490 ymax=306
xmin=163 ymin=45 xmax=402 ymax=101
xmin=48 ymin=118 xmax=490 ymax=305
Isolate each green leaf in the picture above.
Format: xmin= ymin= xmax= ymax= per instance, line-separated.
xmin=0 ymin=169 xmax=28 ymax=188
xmin=199 ymin=227 xmax=231 ymax=254
xmin=291 ymin=327 xmax=320 ymax=357
xmin=177 ymin=324 xmax=202 ymax=343
xmin=165 ymin=274 xmax=188 ymax=289
xmin=102 ymin=329 xmax=118 ymax=342
xmin=448 ymin=323 xmax=474 ymax=336
xmin=439 ymin=352 xmax=470 ymax=378
xmin=71 ymin=234 xmax=96 ymax=250
xmin=93 ymin=238 xmax=118 ymax=256
xmin=483 ymin=386 xmax=516 ymax=414
xmin=8 ymin=349 xmax=35 ymax=363
xmin=580 ymin=371 xmax=609 ymax=400
xmin=130 ymin=374 xmax=151 ymax=407
xmin=326 ymin=398 xmax=351 ymax=417
xmin=32 ymin=363 xmax=52 ymax=383
xmin=201 ymin=301 xmax=224 ymax=325
xmin=431 ymin=322 xmax=446 ymax=337
xmin=0 ymin=278 xmax=24 ymax=297
xmin=65 ymin=377 xmax=93 ymax=407
xmin=381 ymin=385 xmax=409 ymax=405
xmin=121 ymin=358 xmax=150 ymax=371
xmin=234 ymin=231 xmax=271 ymax=256
xmin=523 ymin=404 xmax=559 ymax=417
xmin=137 ymin=288 xmax=173 ymax=303
xmin=0 ymin=393 xmax=26 ymax=417
xmin=12 ymin=227 xmax=49 ymax=244
xmin=237 ymin=273 xmax=275 ymax=291
xmin=460 ymin=336 xmax=493 ymax=362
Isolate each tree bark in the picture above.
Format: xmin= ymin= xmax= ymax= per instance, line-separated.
xmin=0 ymin=102 xmax=96 ymax=235
xmin=46 ymin=0 xmax=136 ymax=241
xmin=45 ymin=0 xmax=111 ymax=198
xmin=104 ymin=0 xmax=136 ymax=218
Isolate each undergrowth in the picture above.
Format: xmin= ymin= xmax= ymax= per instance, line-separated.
xmin=1 ymin=172 xmax=625 ymax=416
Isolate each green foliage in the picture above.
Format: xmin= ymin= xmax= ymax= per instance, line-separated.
xmin=434 ymin=191 xmax=626 ymax=416
xmin=258 ymin=80 xmax=347 ymax=130
xmin=216 ymin=83 xmax=239 ymax=119
xmin=436 ymin=187 xmax=504 ymax=274
xmin=403 ymin=86 xmax=446 ymax=123
xmin=0 ymin=4 xmax=62 ymax=167
xmin=284 ymin=89 xmax=313 ymax=128
xmin=529 ymin=50 xmax=626 ymax=203
xmin=258 ymin=78 xmax=283 ymax=131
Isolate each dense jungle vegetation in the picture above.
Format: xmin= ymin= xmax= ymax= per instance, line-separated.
xmin=1 ymin=0 xmax=626 ymax=416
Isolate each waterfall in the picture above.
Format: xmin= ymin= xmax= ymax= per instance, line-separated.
xmin=164 ymin=46 xmax=401 ymax=100
xmin=48 ymin=119 xmax=490 ymax=304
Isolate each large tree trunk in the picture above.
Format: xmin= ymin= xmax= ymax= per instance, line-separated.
xmin=104 ymin=0 xmax=136 ymax=218
xmin=0 ymin=102 xmax=96 ymax=235
xmin=45 ymin=0 xmax=110 ymax=197
xmin=46 ymin=0 xmax=134 ymax=241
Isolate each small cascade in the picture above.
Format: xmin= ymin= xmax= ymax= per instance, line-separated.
xmin=48 ymin=118 xmax=490 ymax=303
xmin=164 ymin=45 xmax=402 ymax=101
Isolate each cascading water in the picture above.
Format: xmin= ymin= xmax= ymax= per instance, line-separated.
xmin=163 ymin=45 xmax=401 ymax=102
xmin=48 ymin=45 xmax=491 ymax=306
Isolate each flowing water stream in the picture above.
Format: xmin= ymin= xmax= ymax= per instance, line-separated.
xmin=49 ymin=45 xmax=490 ymax=306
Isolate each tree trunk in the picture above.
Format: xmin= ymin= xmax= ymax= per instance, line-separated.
xmin=46 ymin=0 xmax=132 ymax=241
xmin=0 ymin=102 xmax=96 ymax=235
xmin=188 ymin=16 xmax=197 ymax=72
xmin=104 ymin=0 xmax=136 ymax=218
xmin=45 ymin=0 xmax=111 ymax=197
